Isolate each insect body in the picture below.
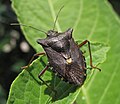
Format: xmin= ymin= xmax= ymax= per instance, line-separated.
xmin=37 ymin=28 xmax=87 ymax=86
xmin=19 ymin=6 xmax=101 ymax=92
xmin=21 ymin=28 xmax=100 ymax=88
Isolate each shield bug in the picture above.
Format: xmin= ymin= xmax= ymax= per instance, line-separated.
xmin=12 ymin=6 xmax=101 ymax=93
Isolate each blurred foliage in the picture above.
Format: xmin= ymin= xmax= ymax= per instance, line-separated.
xmin=0 ymin=0 xmax=119 ymax=104
xmin=0 ymin=85 xmax=6 ymax=104
xmin=0 ymin=0 xmax=35 ymax=104
xmin=7 ymin=0 xmax=120 ymax=104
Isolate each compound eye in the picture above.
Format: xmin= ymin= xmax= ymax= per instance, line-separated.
xmin=47 ymin=30 xmax=58 ymax=37
xmin=47 ymin=30 xmax=53 ymax=36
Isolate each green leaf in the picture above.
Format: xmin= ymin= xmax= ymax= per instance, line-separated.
xmin=7 ymin=0 xmax=120 ymax=104
xmin=0 ymin=85 xmax=6 ymax=104
xmin=7 ymin=42 xmax=109 ymax=104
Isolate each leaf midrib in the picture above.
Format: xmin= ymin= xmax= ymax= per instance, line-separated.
xmin=46 ymin=0 xmax=101 ymax=103
xmin=48 ymin=0 xmax=61 ymax=31
xmin=98 ymin=61 xmax=120 ymax=104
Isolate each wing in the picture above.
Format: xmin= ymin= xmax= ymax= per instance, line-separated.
xmin=69 ymin=38 xmax=86 ymax=70
xmin=66 ymin=63 xmax=86 ymax=86
xmin=44 ymin=46 xmax=67 ymax=77
xmin=65 ymin=38 xmax=87 ymax=85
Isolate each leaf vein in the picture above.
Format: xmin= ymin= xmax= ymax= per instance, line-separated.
xmin=82 ymin=86 xmax=91 ymax=104
xmin=73 ymin=0 xmax=83 ymax=30
xmin=98 ymin=61 xmax=119 ymax=104
xmin=39 ymin=84 xmax=41 ymax=104
xmin=115 ymin=93 xmax=120 ymax=104
xmin=48 ymin=0 xmax=61 ymax=31
xmin=88 ymin=1 xmax=99 ymax=39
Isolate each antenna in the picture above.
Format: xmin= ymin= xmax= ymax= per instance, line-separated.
xmin=53 ymin=5 xmax=64 ymax=31
xmin=11 ymin=23 xmax=47 ymax=35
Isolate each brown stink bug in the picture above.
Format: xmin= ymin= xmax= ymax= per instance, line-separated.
xmin=12 ymin=6 xmax=101 ymax=93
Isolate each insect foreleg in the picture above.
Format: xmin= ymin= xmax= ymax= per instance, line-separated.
xmin=21 ymin=52 xmax=45 ymax=69
xmin=38 ymin=64 xmax=57 ymax=95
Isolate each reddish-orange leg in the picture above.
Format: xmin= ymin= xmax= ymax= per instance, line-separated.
xmin=22 ymin=52 xmax=57 ymax=94
xmin=21 ymin=52 xmax=45 ymax=69
xmin=38 ymin=65 xmax=57 ymax=95
xmin=78 ymin=40 xmax=101 ymax=71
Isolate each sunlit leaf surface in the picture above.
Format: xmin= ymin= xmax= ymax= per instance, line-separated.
xmin=7 ymin=0 xmax=120 ymax=104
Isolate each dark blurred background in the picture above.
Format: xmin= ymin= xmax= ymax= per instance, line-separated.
xmin=0 ymin=0 xmax=119 ymax=103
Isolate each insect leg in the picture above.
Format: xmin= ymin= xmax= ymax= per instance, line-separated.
xmin=38 ymin=65 xmax=57 ymax=95
xmin=78 ymin=40 xmax=101 ymax=71
xmin=21 ymin=52 xmax=45 ymax=69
